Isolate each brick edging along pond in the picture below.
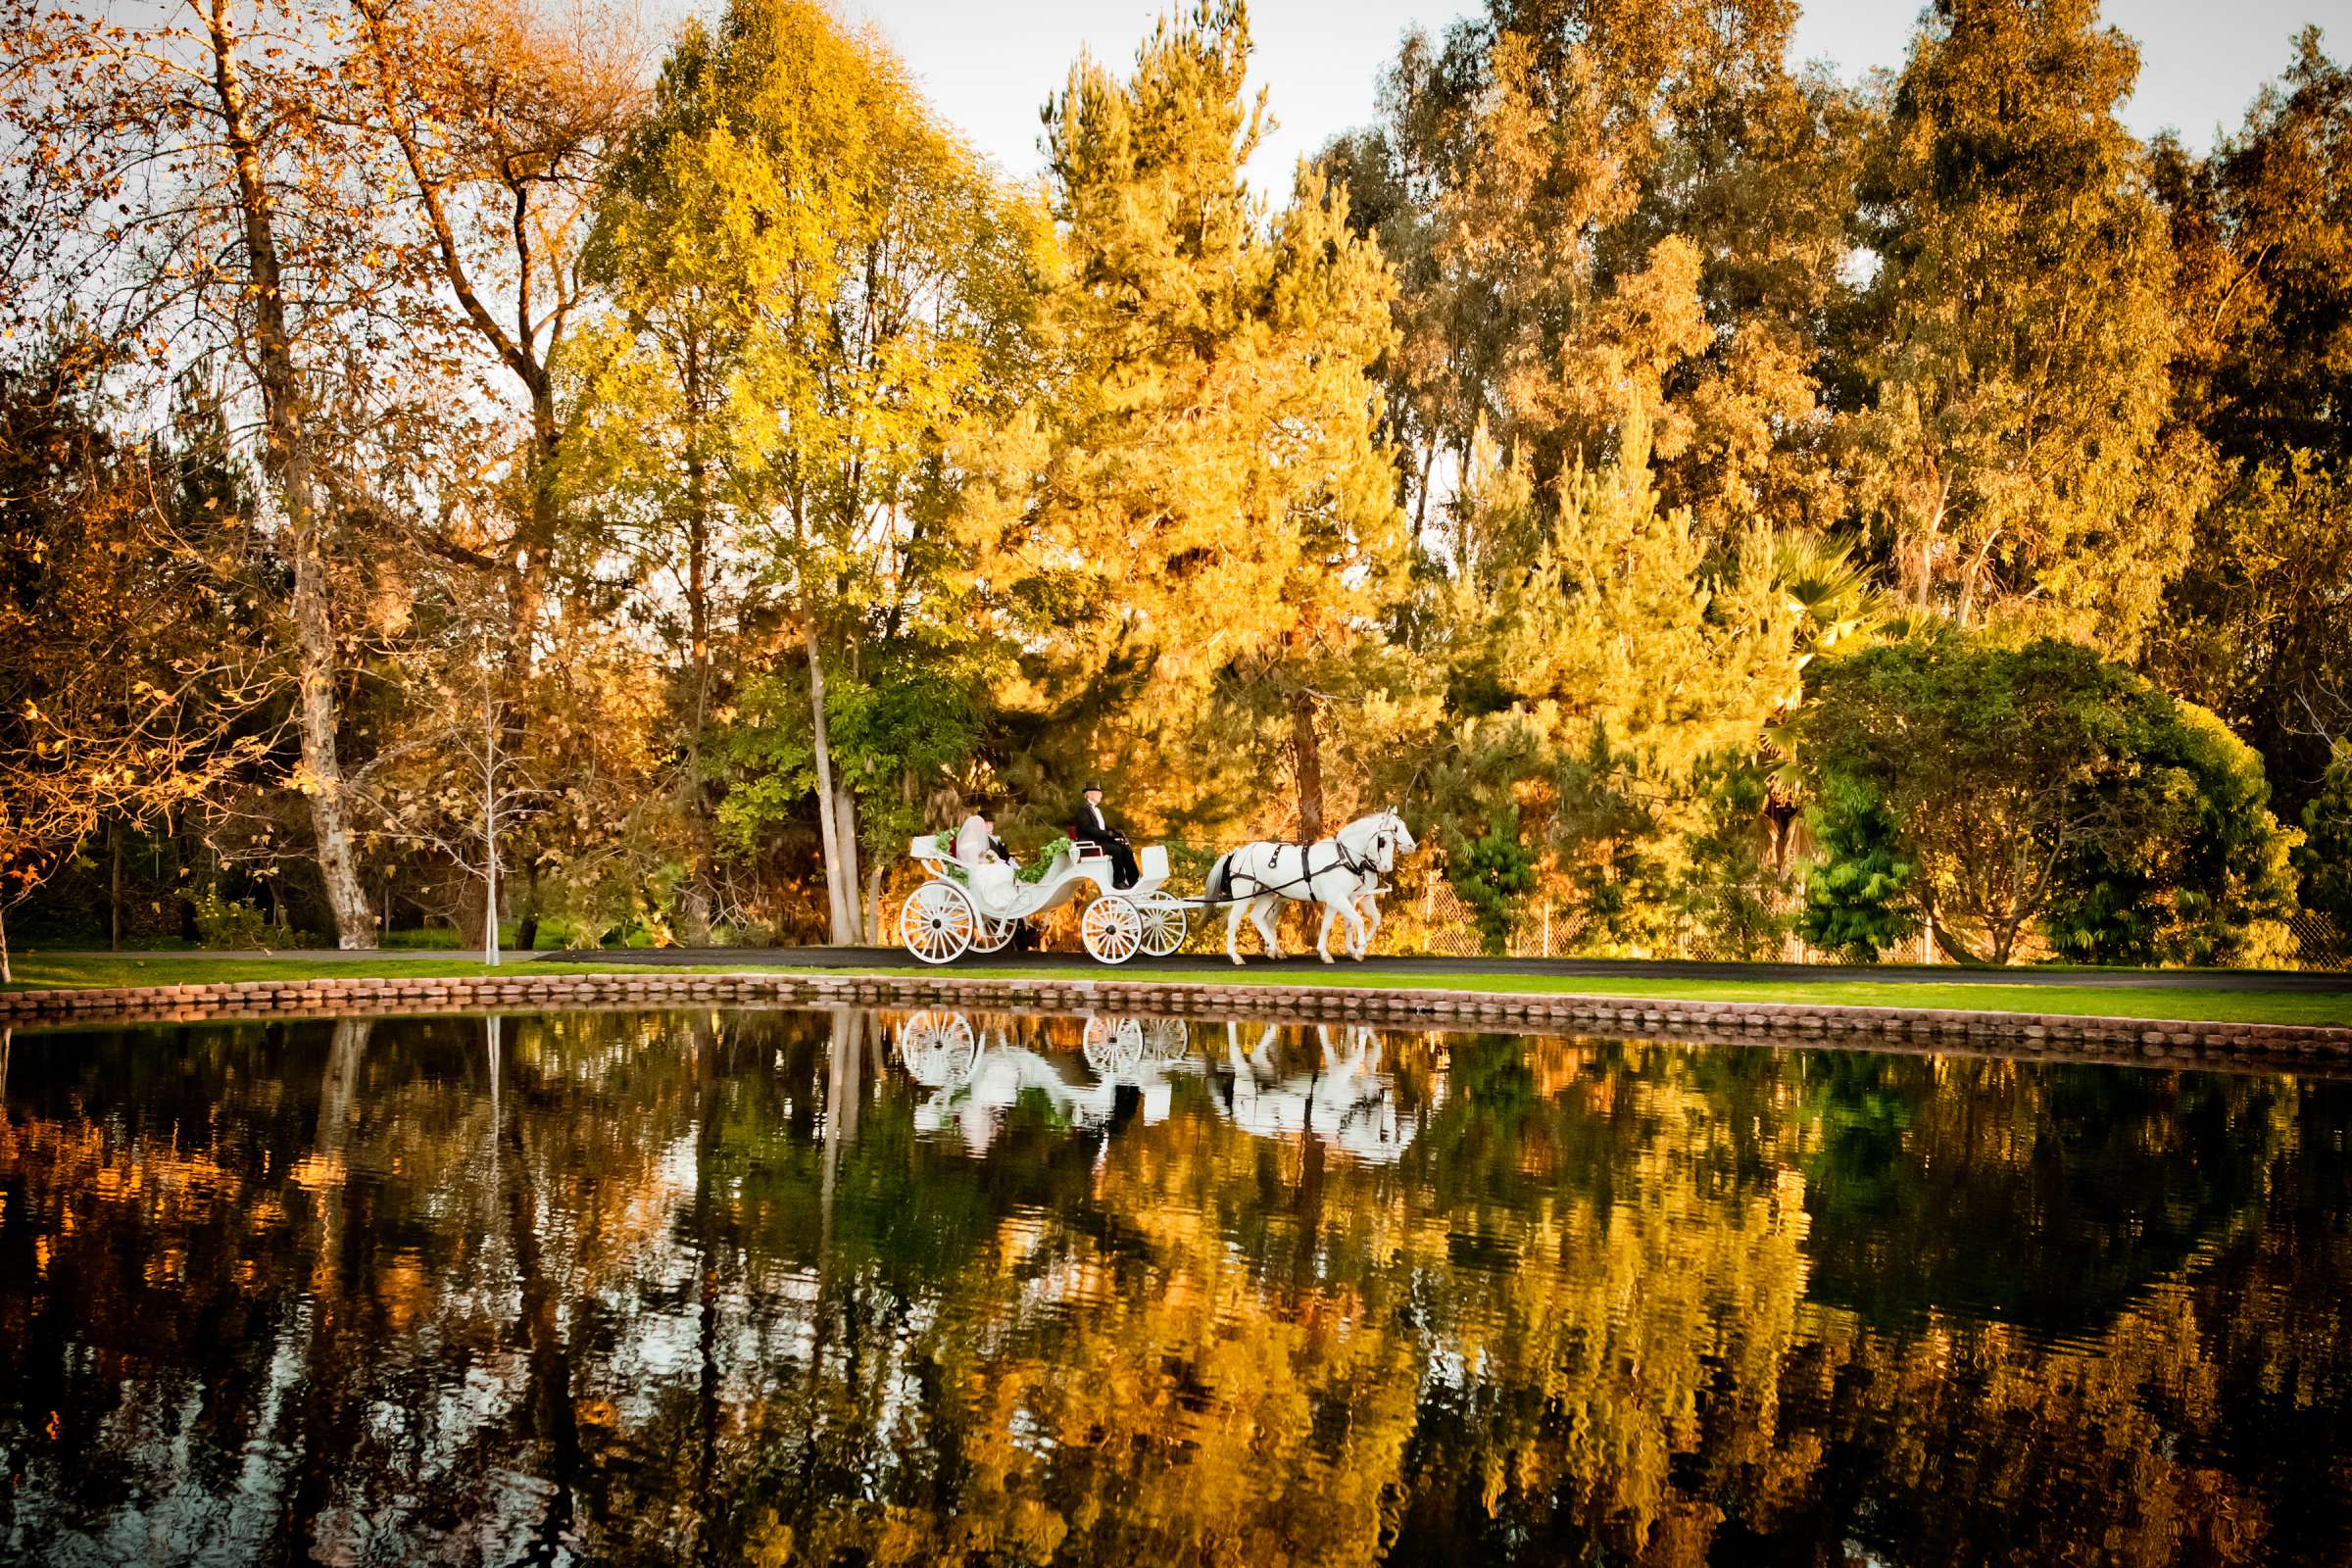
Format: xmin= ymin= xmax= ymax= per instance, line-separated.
xmin=2 ymin=968 xmax=2348 ymax=1072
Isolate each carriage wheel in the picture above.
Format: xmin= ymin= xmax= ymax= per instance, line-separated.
xmin=896 ymin=1009 xmax=980 ymax=1088
xmin=1081 ymin=1015 xmax=1146 ymax=1078
xmin=900 ymin=881 xmax=978 ymax=964
xmin=970 ymin=915 xmax=1017 ymax=954
xmin=1134 ymin=892 xmax=1189 ymax=957
xmin=1081 ymin=895 xmax=1144 ymax=964
xmin=1143 ymin=1017 xmax=1191 ymax=1062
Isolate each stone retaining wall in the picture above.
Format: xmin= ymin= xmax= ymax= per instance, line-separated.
xmin=4 ymin=968 xmax=2348 ymax=1075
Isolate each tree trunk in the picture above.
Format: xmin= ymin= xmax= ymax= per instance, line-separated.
xmin=1929 ymin=909 xmax=1984 ymax=965
xmin=677 ymin=886 xmax=712 ymax=946
xmin=805 ymin=635 xmax=854 ymax=944
xmin=1411 ymin=442 xmax=1435 ymax=536
xmin=687 ymin=488 xmax=710 ymax=676
xmin=834 ymin=784 xmax=865 ymax=945
xmin=109 ymin=819 xmax=122 ymax=952
xmin=202 ymin=0 xmax=373 ymax=948
xmin=677 ymin=357 xmax=717 ymax=941
xmin=1 ymin=903 xmax=11 ymax=984
xmin=514 ymin=865 xmax=539 ymax=954
xmin=483 ymin=684 xmax=500 ymax=967
xmin=1292 ymin=690 xmax=1325 ymax=841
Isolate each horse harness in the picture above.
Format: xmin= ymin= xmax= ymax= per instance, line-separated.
xmin=1203 ymin=832 xmax=1386 ymax=906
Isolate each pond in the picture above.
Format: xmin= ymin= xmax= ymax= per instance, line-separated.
xmin=2 ymin=1006 xmax=2350 ymax=1566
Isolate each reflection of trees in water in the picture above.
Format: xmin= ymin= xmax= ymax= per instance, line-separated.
xmin=2 ymin=1012 xmax=2349 ymax=1564
xmin=1798 ymin=1053 xmax=2293 ymax=1336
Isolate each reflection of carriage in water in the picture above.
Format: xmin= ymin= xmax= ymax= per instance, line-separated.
xmin=897 ymin=834 xmax=1192 ymax=964
xmin=890 ymin=1009 xmax=1419 ymax=1165
xmin=892 ymin=1009 xmax=1198 ymax=1151
xmin=894 ymin=1009 xmax=1194 ymax=1089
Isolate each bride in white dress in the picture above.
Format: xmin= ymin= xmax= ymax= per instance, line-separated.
xmin=954 ymin=806 xmax=1019 ymax=913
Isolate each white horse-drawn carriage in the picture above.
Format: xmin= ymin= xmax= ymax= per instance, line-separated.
xmin=899 ymin=807 xmax=1417 ymax=966
xmin=896 ymin=833 xmax=1193 ymax=964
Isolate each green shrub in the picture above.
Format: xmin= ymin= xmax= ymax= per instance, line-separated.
xmin=2300 ymin=746 xmax=2352 ymax=925
xmin=1675 ymin=751 xmax=1796 ymax=960
xmin=191 ymin=887 xmax=295 ymax=951
xmin=1446 ymin=824 xmax=1537 ymax=956
xmin=1792 ymin=632 xmax=2300 ymax=965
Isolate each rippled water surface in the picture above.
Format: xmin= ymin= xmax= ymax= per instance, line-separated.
xmin=4 ymin=1006 xmax=2352 ymax=1566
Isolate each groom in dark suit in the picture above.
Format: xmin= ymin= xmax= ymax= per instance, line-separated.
xmin=1070 ymin=782 xmax=1141 ymax=889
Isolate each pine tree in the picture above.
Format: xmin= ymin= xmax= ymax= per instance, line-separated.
xmin=1012 ymin=2 xmax=1406 ymax=841
xmin=1333 ymin=0 xmax=1860 ymax=545
xmin=1398 ymin=413 xmax=1801 ymax=949
xmin=1841 ymin=0 xmax=2210 ymax=653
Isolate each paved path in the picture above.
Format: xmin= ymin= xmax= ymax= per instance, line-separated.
xmin=531 ymin=946 xmax=2352 ymax=994
xmin=32 ymin=948 xmax=504 ymax=962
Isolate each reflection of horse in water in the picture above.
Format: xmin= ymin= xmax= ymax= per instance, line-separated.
xmin=1218 ymin=1023 xmax=1415 ymax=1164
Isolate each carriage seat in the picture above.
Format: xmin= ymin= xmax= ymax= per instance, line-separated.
xmin=910 ymin=832 xmax=990 ymax=873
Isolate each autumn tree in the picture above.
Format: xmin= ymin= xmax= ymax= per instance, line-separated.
xmin=1330 ymin=0 xmax=1862 ymax=545
xmin=2144 ymin=454 xmax=2352 ymax=822
xmin=1838 ymin=0 xmax=2208 ymax=652
xmin=349 ymin=0 xmax=643 ymax=666
xmin=0 ymin=0 xmax=484 ymax=946
xmin=326 ymin=0 xmax=666 ymax=946
xmin=0 ymin=346 xmax=279 ymax=976
xmin=2150 ymin=29 xmax=2350 ymax=812
xmin=1390 ymin=416 xmax=1801 ymax=950
xmin=2161 ymin=27 xmax=2352 ymax=474
xmin=571 ymin=0 xmax=1048 ymax=942
xmin=1010 ymin=1 xmax=1405 ymax=842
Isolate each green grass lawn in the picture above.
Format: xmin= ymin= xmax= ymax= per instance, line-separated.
xmin=5 ymin=951 xmax=2347 ymax=1027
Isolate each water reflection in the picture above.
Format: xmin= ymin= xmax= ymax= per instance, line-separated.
xmin=1 ymin=1007 xmax=2349 ymax=1565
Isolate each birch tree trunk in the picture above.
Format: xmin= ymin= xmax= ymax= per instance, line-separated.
xmin=805 ymin=633 xmax=854 ymax=944
xmin=202 ymin=0 xmax=373 ymax=947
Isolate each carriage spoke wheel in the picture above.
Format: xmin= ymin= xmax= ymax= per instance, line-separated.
xmin=1143 ymin=1017 xmax=1191 ymax=1062
xmin=1134 ymin=892 xmax=1189 ymax=957
xmin=1082 ymin=1015 xmax=1147 ymax=1078
xmin=1081 ymin=895 xmax=1144 ymax=964
xmin=969 ymin=914 xmax=1017 ymax=954
xmin=900 ymin=881 xmax=977 ymax=964
xmin=896 ymin=1009 xmax=980 ymax=1088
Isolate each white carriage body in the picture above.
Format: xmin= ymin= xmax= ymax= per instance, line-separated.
xmin=898 ymin=834 xmax=1185 ymax=964
xmin=906 ymin=835 xmax=1167 ymax=918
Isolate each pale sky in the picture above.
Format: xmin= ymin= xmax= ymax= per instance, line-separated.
xmin=818 ymin=0 xmax=2333 ymax=189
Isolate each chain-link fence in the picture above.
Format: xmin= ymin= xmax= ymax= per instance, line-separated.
xmin=2286 ymin=908 xmax=2350 ymax=970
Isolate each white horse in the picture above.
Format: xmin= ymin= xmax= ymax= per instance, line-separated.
xmin=1220 ymin=1023 xmax=1415 ymax=1164
xmin=1203 ymin=808 xmax=1418 ymax=964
